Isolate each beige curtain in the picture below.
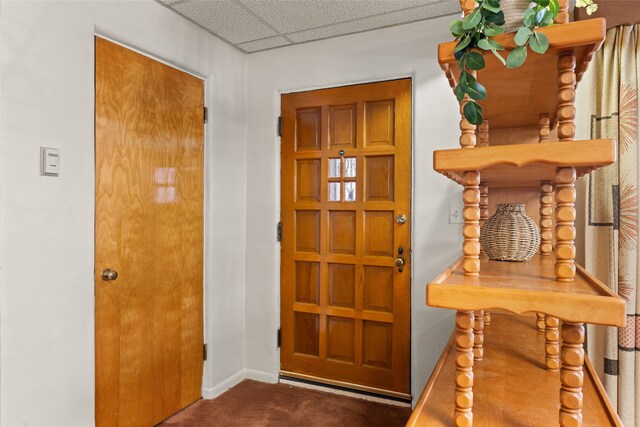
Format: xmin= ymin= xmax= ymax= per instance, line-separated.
xmin=584 ymin=25 xmax=640 ymax=427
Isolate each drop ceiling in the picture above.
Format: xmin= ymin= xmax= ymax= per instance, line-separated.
xmin=157 ymin=0 xmax=461 ymax=53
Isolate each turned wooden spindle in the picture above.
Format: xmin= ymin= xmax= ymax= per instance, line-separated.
xmin=478 ymin=120 xmax=489 ymax=147
xmin=557 ymin=53 xmax=577 ymax=142
xmin=555 ymin=0 xmax=570 ymax=24
xmin=479 ymin=182 xmax=491 ymax=327
xmin=479 ymin=183 xmax=488 ymax=248
xmin=455 ymin=311 xmax=475 ymax=427
xmin=460 ymin=96 xmax=477 ymax=148
xmin=539 ymin=114 xmax=550 ymax=143
xmin=540 ymin=181 xmax=554 ymax=256
xmin=555 ymin=167 xmax=577 ymax=281
xmin=537 ymin=181 xmax=554 ymax=334
xmin=536 ymin=314 xmax=546 ymax=332
xmin=560 ymin=322 xmax=585 ymax=427
xmin=462 ymin=171 xmax=481 ymax=276
xmin=473 ymin=310 xmax=484 ymax=361
xmin=545 ymin=315 xmax=561 ymax=372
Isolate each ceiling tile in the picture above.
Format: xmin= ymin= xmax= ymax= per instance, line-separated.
xmin=287 ymin=1 xmax=460 ymax=43
xmin=240 ymin=0 xmax=438 ymax=34
xmin=172 ymin=0 xmax=277 ymax=44
xmin=238 ymin=36 xmax=291 ymax=52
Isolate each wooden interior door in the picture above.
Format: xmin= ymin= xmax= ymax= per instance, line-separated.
xmin=280 ymin=79 xmax=412 ymax=398
xmin=95 ymin=37 xmax=204 ymax=426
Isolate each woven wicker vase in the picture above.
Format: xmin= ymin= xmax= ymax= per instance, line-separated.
xmin=501 ymin=0 xmax=533 ymax=32
xmin=480 ymin=203 xmax=540 ymax=262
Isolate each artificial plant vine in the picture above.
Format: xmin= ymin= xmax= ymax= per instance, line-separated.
xmin=450 ymin=0 xmax=560 ymax=125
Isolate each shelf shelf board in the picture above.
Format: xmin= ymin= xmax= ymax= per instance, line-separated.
xmin=438 ymin=19 xmax=606 ymax=129
xmin=427 ymin=255 xmax=625 ymax=327
xmin=433 ymin=139 xmax=616 ymax=188
xmin=406 ymin=313 xmax=622 ymax=427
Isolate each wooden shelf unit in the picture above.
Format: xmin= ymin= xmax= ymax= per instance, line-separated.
xmin=434 ymin=139 xmax=616 ymax=188
xmin=407 ymin=314 xmax=622 ymax=427
xmin=438 ymin=19 xmax=606 ymax=129
xmin=428 ymin=255 xmax=625 ymax=327
xmin=414 ymin=5 xmax=626 ymax=426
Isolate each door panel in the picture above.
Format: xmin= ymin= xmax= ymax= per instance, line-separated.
xmin=280 ymin=79 xmax=412 ymax=397
xmin=95 ymin=37 xmax=204 ymax=426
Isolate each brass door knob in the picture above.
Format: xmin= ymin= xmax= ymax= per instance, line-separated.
xmin=101 ymin=268 xmax=119 ymax=281
xmin=395 ymin=257 xmax=405 ymax=268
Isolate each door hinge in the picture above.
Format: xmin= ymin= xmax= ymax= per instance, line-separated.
xmin=277 ymin=221 xmax=282 ymax=242
xmin=277 ymin=116 xmax=282 ymax=137
xmin=203 ymin=343 xmax=208 ymax=361
xmin=204 ymin=107 xmax=208 ymax=124
xmin=277 ymin=328 xmax=282 ymax=348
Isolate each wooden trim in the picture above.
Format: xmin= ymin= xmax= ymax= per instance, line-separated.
xmin=427 ymin=256 xmax=626 ymax=327
xmin=584 ymin=354 xmax=624 ymax=426
xmin=439 ymin=19 xmax=606 ymax=66
xmin=434 ymin=139 xmax=615 ymax=172
xmin=408 ymin=314 xmax=622 ymax=426
xmin=279 ymin=371 xmax=412 ymax=401
xmin=575 ymin=1 xmax=640 ymax=29
xmin=433 ymin=139 xmax=616 ymax=188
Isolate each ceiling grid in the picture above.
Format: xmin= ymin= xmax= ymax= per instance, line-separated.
xmin=156 ymin=0 xmax=460 ymax=53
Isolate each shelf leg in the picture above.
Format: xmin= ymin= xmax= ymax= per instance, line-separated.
xmin=537 ymin=180 xmax=553 ymax=336
xmin=473 ymin=310 xmax=484 ymax=361
xmin=459 ymin=96 xmax=477 ymax=148
xmin=538 ymin=114 xmax=550 ymax=143
xmin=557 ymin=53 xmax=576 ymax=142
xmin=555 ymin=0 xmax=570 ymax=24
xmin=455 ymin=311 xmax=474 ymax=427
xmin=536 ymin=313 xmax=546 ymax=332
xmin=540 ymin=181 xmax=554 ymax=256
xmin=478 ymin=182 xmax=490 ymax=328
xmin=462 ymin=171 xmax=481 ymax=276
xmin=478 ymin=120 xmax=489 ymax=147
xmin=559 ymin=322 xmax=585 ymax=427
xmin=554 ymin=167 xmax=576 ymax=282
xmin=545 ymin=315 xmax=560 ymax=372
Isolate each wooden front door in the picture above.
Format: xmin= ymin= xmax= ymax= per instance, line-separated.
xmin=280 ymin=79 xmax=412 ymax=398
xmin=94 ymin=37 xmax=204 ymax=426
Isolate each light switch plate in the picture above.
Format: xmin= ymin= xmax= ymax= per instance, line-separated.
xmin=40 ymin=147 xmax=60 ymax=176
xmin=449 ymin=203 xmax=463 ymax=224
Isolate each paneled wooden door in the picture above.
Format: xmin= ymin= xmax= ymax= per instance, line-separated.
xmin=280 ymin=79 xmax=412 ymax=398
xmin=95 ymin=37 xmax=204 ymax=426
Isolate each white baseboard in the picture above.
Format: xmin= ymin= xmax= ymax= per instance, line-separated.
xmin=202 ymin=370 xmax=247 ymax=399
xmin=202 ymin=368 xmax=278 ymax=399
xmin=245 ymin=369 xmax=278 ymax=383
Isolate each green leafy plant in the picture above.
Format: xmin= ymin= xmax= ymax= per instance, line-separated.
xmin=450 ymin=0 xmax=561 ymax=125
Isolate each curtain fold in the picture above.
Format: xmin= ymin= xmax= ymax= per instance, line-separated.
xmin=584 ymin=25 xmax=640 ymax=427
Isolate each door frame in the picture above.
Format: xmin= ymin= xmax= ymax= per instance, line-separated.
xmin=275 ymin=75 xmax=416 ymax=398
xmin=92 ymin=32 xmax=210 ymax=404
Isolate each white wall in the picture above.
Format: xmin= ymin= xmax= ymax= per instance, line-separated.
xmin=244 ymin=15 xmax=463 ymax=403
xmin=0 ymin=1 xmax=247 ymax=425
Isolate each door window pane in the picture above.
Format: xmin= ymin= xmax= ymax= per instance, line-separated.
xmin=345 ymin=157 xmax=356 ymax=177
xmin=329 ymin=182 xmax=341 ymax=201
xmin=329 ymin=158 xmax=341 ymax=178
xmin=344 ymin=181 xmax=356 ymax=202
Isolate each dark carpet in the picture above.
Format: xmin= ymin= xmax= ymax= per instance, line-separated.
xmin=159 ymin=379 xmax=411 ymax=426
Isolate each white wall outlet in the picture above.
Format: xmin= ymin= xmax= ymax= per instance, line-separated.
xmin=449 ymin=203 xmax=463 ymax=224
xmin=40 ymin=147 xmax=60 ymax=176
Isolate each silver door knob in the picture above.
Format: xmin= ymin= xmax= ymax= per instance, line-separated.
xmin=101 ymin=268 xmax=118 ymax=281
